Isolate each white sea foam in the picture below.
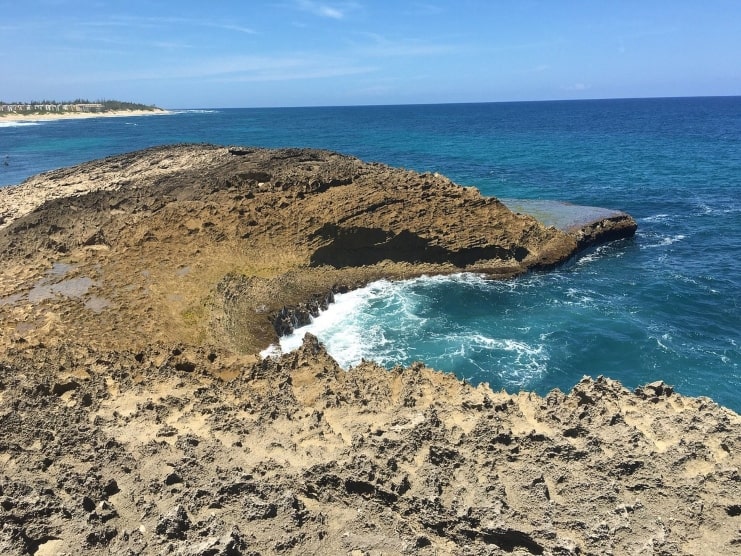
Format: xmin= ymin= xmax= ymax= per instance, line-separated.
xmin=575 ymin=251 xmax=601 ymax=266
xmin=693 ymin=203 xmax=740 ymax=217
xmin=640 ymin=213 xmax=671 ymax=223
xmin=267 ymin=273 xmax=545 ymax=387
xmin=169 ymin=109 xmax=220 ymax=114
xmin=695 ymin=202 xmax=716 ymax=215
xmin=643 ymin=234 xmax=686 ymax=249
xmin=276 ymin=281 xmax=385 ymax=366
xmin=259 ymin=344 xmax=282 ymax=359
xmin=0 ymin=121 xmax=42 ymax=128
xmin=451 ymin=333 xmax=549 ymax=385
xmin=564 ymin=287 xmax=595 ymax=305
xmin=653 ymin=333 xmax=672 ymax=351
xmin=575 ymin=244 xmax=612 ymax=266
xmin=659 ymin=234 xmax=686 ymax=246
xmin=274 ymin=274 xmax=491 ymax=366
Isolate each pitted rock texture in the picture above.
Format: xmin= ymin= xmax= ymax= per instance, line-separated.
xmin=0 ymin=145 xmax=683 ymax=555
xmin=0 ymin=145 xmax=634 ymax=354
xmin=0 ymin=336 xmax=739 ymax=555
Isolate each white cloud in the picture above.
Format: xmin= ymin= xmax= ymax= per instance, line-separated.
xmin=79 ymin=16 xmax=257 ymax=35
xmin=319 ymin=6 xmax=343 ymax=19
xmin=208 ymin=23 xmax=257 ymax=35
xmin=295 ymin=0 xmax=358 ymax=20
xmin=51 ymin=53 xmax=375 ymax=85
xmin=407 ymin=3 xmax=445 ymax=16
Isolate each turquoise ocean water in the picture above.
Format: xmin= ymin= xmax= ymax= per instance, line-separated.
xmin=1 ymin=98 xmax=739 ymax=409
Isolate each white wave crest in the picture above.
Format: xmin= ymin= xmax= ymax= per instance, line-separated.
xmin=0 ymin=121 xmax=42 ymax=128
xmin=640 ymin=213 xmax=670 ymax=223
xmin=276 ymin=282 xmax=383 ymax=366
xmin=643 ymin=234 xmax=686 ymax=249
xmin=659 ymin=234 xmax=686 ymax=246
xmin=471 ymin=334 xmax=548 ymax=376
xmin=259 ymin=344 xmax=282 ymax=359
xmin=272 ymin=275 xmax=483 ymax=364
xmin=170 ymin=109 xmax=220 ymax=114
xmin=437 ymin=332 xmax=549 ymax=386
xmin=270 ymin=273 xmax=550 ymax=386
xmin=574 ymin=244 xmax=613 ymax=266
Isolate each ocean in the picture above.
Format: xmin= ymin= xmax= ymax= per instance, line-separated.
xmin=1 ymin=98 xmax=739 ymax=410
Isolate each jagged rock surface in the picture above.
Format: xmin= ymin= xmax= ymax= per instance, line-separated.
xmin=0 ymin=336 xmax=739 ymax=555
xmin=4 ymin=146 xmax=729 ymax=556
xmin=0 ymin=145 xmax=634 ymax=354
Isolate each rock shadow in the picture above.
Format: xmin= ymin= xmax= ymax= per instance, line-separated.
xmin=309 ymin=224 xmax=528 ymax=268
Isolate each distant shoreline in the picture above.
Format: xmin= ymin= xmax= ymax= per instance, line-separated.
xmin=0 ymin=108 xmax=171 ymax=122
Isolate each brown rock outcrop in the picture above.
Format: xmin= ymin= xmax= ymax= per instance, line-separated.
xmin=0 ymin=336 xmax=739 ymax=555
xmin=0 ymin=144 xmax=635 ymax=353
xmin=7 ymin=146 xmax=735 ymax=556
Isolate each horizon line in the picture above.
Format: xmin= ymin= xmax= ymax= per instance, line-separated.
xmin=166 ymin=94 xmax=741 ymax=111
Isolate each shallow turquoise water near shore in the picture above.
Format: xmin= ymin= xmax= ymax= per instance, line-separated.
xmin=2 ymin=98 xmax=739 ymax=409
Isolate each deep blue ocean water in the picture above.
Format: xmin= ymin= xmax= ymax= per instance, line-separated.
xmin=1 ymin=98 xmax=739 ymax=410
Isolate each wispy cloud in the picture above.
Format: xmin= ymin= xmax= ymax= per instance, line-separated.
xmin=10 ymin=15 xmax=259 ymax=55
xmin=63 ymin=32 xmax=195 ymax=51
xmin=85 ymin=16 xmax=258 ymax=35
xmin=53 ymin=53 xmax=375 ymax=84
xmin=355 ymin=32 xmax=462 ymax=57
xmin=214 ymin=23 xmax=257 ymax=35
xmin=3 ymin=14 xmax=258 ymax=52
xmin=405 ymin=2 xmax=445 ymax=16
xmin=295 ymin=0 xmax=359 ymax=20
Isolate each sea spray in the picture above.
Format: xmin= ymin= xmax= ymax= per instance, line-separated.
xmin=273 ymin=274 xmax=552 ymax=389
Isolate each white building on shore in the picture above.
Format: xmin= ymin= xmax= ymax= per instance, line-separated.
xmin=0 ymin=103 xmax=105 ymax=113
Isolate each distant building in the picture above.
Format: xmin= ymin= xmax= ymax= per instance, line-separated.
xmin=74 ymin=103 xmax=105 ymax=112
xmin=0 ymin=103 xmax=105 ymax=113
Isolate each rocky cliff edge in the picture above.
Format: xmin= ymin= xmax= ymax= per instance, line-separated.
xmin=0 ymin=144 xmax=635 ymax=353
xmin=2 ymin=145 xmax=738 ymax=555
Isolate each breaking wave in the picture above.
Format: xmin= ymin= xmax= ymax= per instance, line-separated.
xmin=0 ymin=121 xmax=43 ymax=128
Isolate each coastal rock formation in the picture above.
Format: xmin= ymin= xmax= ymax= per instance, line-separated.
xmin=0 ymin=336 xmax=739 ymax=555
xmin=0 ymin=144 xmax=635 ymax=353
xmin=500 ymin=199 xmax=638 ymax=251
xmin=4 ymin=145 xmax=737 ymax=555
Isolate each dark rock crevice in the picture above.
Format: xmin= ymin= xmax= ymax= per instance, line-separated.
xmin=309 ymin=224 xmax=529 ymax=268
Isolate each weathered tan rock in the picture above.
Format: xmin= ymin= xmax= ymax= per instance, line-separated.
xmin=7 ymin=146 xmax=735 ymax=556
xmin=0 ymin=144 xmax=635 ymax=353
xmin=0 ymin=336 xmax=739 ymax=555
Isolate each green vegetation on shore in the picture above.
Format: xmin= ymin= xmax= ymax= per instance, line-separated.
xmin=98 ymin=99 xmax=160 ymax=111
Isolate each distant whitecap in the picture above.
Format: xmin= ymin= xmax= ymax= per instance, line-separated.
xmin=0 ymin=121 xmax=42 ymax=127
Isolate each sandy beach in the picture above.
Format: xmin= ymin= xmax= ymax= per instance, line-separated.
xmin=0 ymin=108 xmax=171 ymax=123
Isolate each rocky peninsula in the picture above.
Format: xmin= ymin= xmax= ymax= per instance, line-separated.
xmin=1 ymin=145 xmax=739 ymax=555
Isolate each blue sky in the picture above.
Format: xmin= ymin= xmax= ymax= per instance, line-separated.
xmin=1 ymin=1 xmax=740 ymax=108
